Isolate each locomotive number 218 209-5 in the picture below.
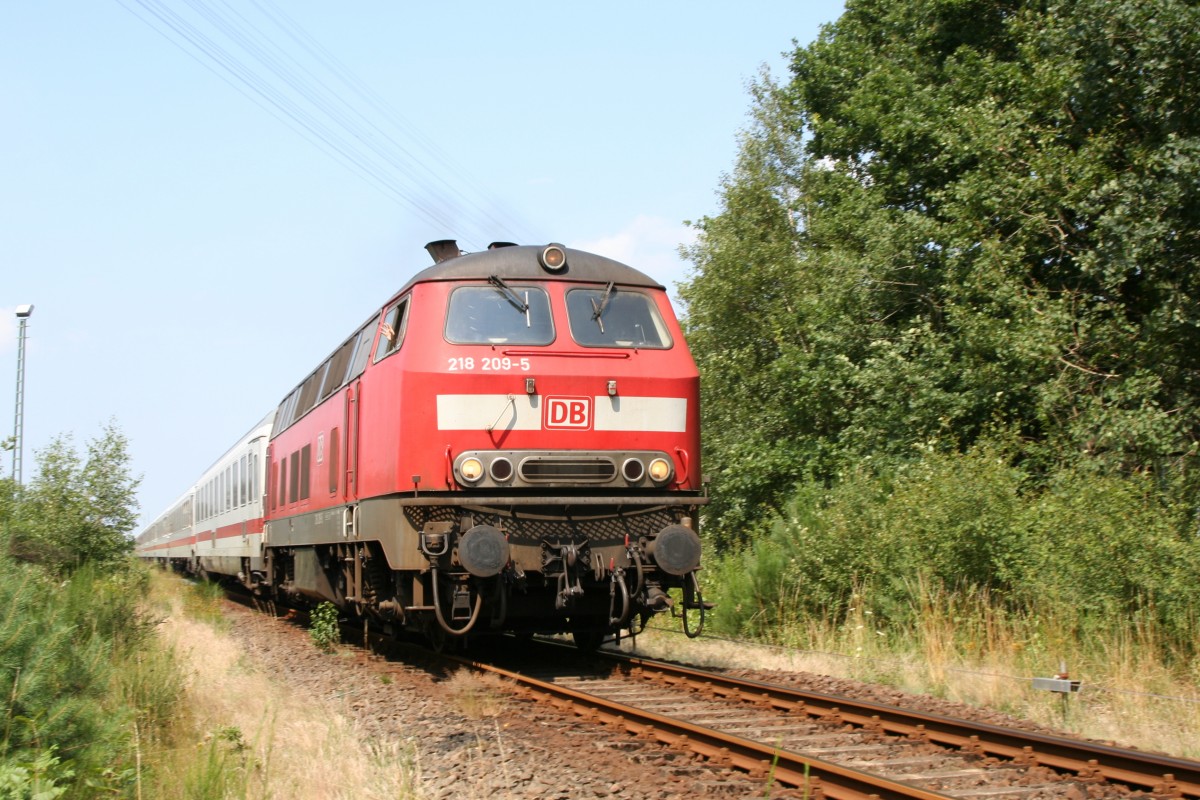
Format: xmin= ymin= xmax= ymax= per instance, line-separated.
xmin=447 ymin=356 xmax=532 ymax=372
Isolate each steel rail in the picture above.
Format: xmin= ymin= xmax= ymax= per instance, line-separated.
xmin=604 ymin=651 xmax=1200 ymax=798
xmin=453 ymin=653 xmax=955 ymax=800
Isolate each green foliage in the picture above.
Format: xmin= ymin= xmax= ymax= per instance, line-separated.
xmin=704 ymin=445 xmax=1026 ymax=636
xmin=1024 ymin=470 xmax=1200 ymax=647
xmin=704 ymin=444 xmax=1200 ymax=659
xmin=682 ymin=0 xmax=1200 ymax=547
xmin=309 ymin=602 xmax=340 ymax=652
xmin=0 ymin=748 xmax=72 ymax=800
xmin=4 ymin=422 xmax=141 ymax=573
xmin=0 ymin=559 xmax=167 ymax=796
xmin=0 ymin=423 xmax=193 ymax=796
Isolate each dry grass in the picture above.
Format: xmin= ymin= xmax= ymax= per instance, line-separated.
xmin=145 ymin=573 xmax=419 ymax=799
xmin=441 ymin=669 xmax=510 ymax=720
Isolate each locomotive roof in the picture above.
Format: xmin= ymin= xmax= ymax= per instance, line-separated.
xmin=400 ymin=244 xmax=666 ymax=293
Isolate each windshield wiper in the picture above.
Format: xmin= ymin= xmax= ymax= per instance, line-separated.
xmin=489 ymin=275 xmax=531 ymax=327
xmin=590 ymin=281 xmax=615 ymax=333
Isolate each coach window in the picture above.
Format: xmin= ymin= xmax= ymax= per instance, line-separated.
xmin=374 ymin=299 xmax=410 ymax=362
xmin=240 ymin=455 xmax=249 ymax=506
xmin=565 ymin=287 xmax=673 ymax=349
xmin=445 ymin=285 xmax=553 ymax=345
xmin=250 ymin=453 xmax=258 ymax=507
xmin=233 ymin=460 xmax=242 ymax=508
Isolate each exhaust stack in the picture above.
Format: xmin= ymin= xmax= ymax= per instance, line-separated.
xmin=425 ymin=239 xmax=461 ymax=264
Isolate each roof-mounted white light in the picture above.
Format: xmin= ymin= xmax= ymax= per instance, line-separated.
xmin=538 ymin=243 xmax=568 ymax=272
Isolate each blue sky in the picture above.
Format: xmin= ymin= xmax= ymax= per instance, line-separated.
xmin=1 ymin=1 xmax=844 ymax=528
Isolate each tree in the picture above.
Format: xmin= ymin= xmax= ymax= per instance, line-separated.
xmin=6 ymin=421 xmax=141 ymax=571
xmin=682 ymin=0 xmax=1200 ymax=546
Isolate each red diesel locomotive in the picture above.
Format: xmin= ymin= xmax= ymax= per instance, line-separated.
xmin=137 ymin=241 xmax=706 ymax=648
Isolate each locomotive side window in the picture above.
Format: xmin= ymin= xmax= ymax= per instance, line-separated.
xmin=328 ymin=428 xmax=340 ymax=495
xmin=374 ymin=299 xmax=409 ymax=362
xmin=444 ymin=285 xmax=553 ymax=345
xmin=299 ymin=445 xmax=311 ymax=501
xmin=273 ymin=389 xmax=299 ymax=436
xmin=296 ymin=364 xmax=327 ymax=418
xmin=566 ymin=287 xmax=673 ymax=349
xmin=347 ymin=316 xmax=378 ymax=381
xmin=279 ymin=459 xmax=288 ymax=508
xmin=288 ymin=451 xmax=300 ymax=504
xmin=321 ymin=336 xmax=357 ymax=399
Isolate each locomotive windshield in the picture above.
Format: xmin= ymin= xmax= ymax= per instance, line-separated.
xmin=566 ymin=287 xmax=673 ymax=348
xmin=444 ymin=284 xmax=554 ymax=345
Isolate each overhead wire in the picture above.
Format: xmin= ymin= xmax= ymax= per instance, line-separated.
xmin=115 ymin=0 xmax=453 ymax=234
xmin=114 ymin=0 xmax=543 ymax=251
xmin=247 ymin=0 xmax=539 ymax=244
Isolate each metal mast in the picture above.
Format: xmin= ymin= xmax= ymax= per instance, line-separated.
xmin=12 ymin=305 xmax=33 ymax=486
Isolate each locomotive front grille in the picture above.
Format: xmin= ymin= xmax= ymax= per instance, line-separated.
xmin=403 ymin=504 xmax=679 ymax=544
xmin=518 ymin=457 xmax=617 ymax=483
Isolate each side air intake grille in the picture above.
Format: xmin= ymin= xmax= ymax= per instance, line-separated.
xmin=519 ymin=457 xmax=616 ymax=483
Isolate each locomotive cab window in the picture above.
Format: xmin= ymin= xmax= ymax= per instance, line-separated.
xmin=566 ymin=286 xmax=673 ymax=349
xmin=374 ymin=300 xmax=409 ymax=362
xmin=444 ymin=284 xmax=554 ymax=345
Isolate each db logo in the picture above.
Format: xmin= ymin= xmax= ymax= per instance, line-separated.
xmin=545 ymin=396 xmax=591 ymax=430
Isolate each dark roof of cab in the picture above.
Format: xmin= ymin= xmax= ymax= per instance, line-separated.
xmin=400 ymin=244 xmax=665 ymax=293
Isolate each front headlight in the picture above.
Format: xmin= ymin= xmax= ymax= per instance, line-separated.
xmin=458 ymin=457 xmax=484 ymax=483
xmin=647 ymin=457 xmax=673 ymax=484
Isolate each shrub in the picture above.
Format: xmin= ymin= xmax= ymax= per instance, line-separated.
xmin=707 ymin=442 xmax=1200 ymax=661
xmin=309 ymin=603 xmax=340 ymax=652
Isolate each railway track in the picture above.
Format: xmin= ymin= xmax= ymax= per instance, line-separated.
xmin=450 ymin=641 xmax=1199 ymax=800
xmin=227 ymin=587 xmax=1199 ymax=799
